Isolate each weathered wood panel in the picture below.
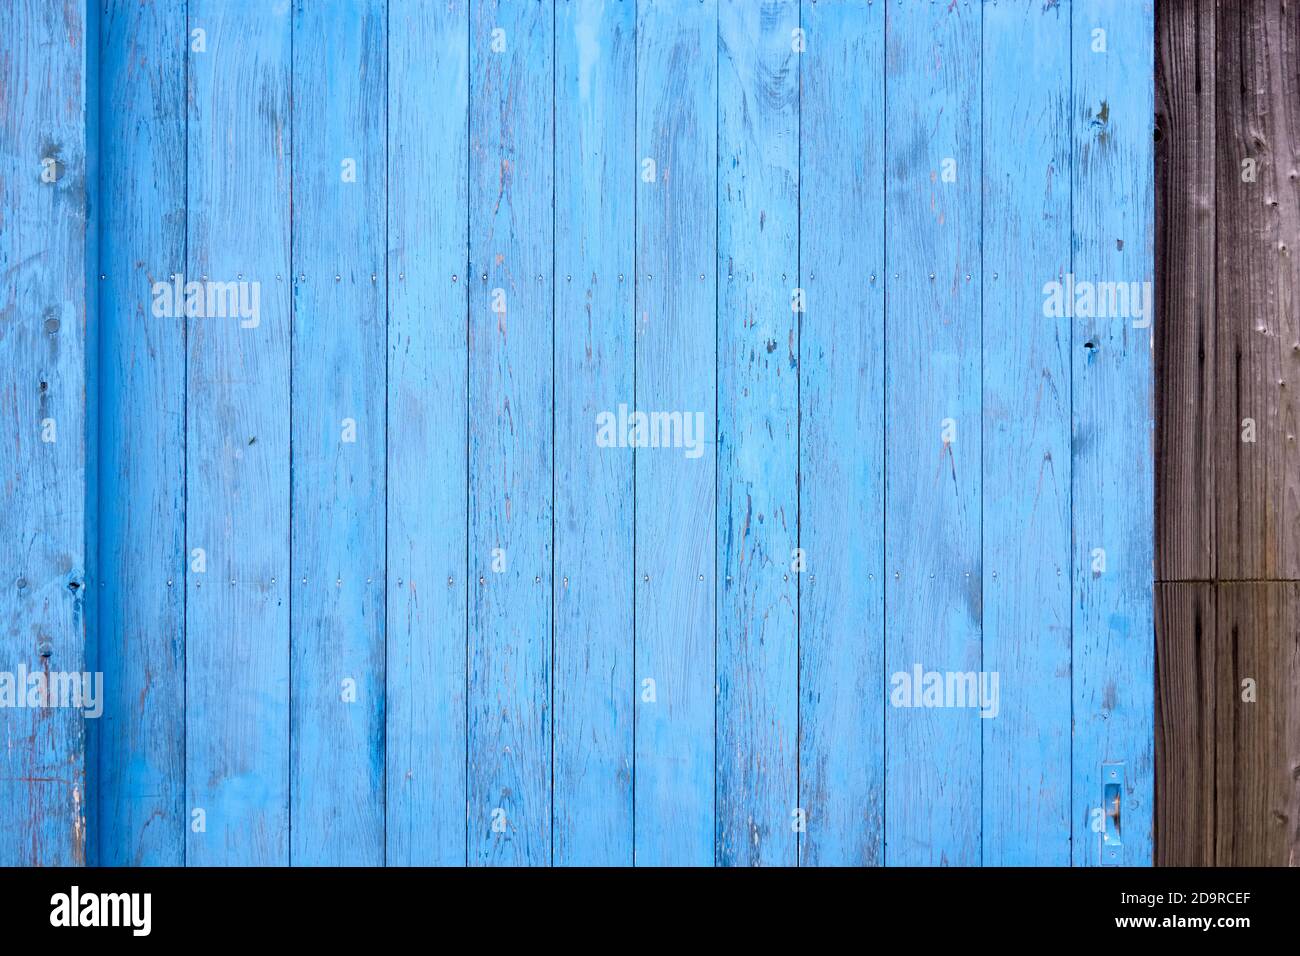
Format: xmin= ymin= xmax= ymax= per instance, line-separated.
xmin=633 ymin=0 xmax=718 ymax=867
xmin=94 ymin=0 xmax=186 ymax=866
xmin=1154 ymin=582 xmax=1217 ymax=866
xmin=2 ymin=0 xmax=1176 ymax=868
xmin=798 ymin=0 xmax=885 ymax=867
xmin=1157 ymin=582 xmax=1300 ymax=868
xmin=1155 ymin=0 xmax=1300 ymax=868
xmin=466 ymin=0 xmax=554 ymax=866
xmin=553 ymin=0 xmax=635 ymax=867
xmin=183 ymin=0 xmax=292 ymax=866
xmin=1214 ymin=582 xmax=1300 ymax=866
xmin=385 ymin=0 xmax=469 ymax=868
xmin=982 ymin=0 xmax=1072 ymax=867
xmin=1070 ymin=0 xmax=1156 ymax=866
xmin=884 ymin=0 xmax=983 ymax=867
xmin=289 ymin=0 xmax=387 ymax=866
xmin=0 ymin=0 xmax=90 ymax=867
xmin=1213 ymin=0 xmax=1300 ymax=581
xmin=1155 ymin=0 xmax=1216 ymax=582
xmin=716 ymin=0 xmax=799 ymax=868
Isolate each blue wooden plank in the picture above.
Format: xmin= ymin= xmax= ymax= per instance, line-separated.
xmin=980 ymin=0 xmax=1072 ymax=868
xmin=467 ymin=0 xmax=554 ymax=867
xmin=0 ymin=0 xmax=91 ymax=868
xmin=83 ymin=0 xmax=102 ymax=867
xmin=0 ymin=0 xmax=1164 ymax=867
xmin=1071 ymin=0 xmax=1155 ymax=867
xmin=716 ymin=0 xmax=799 ymax=868
xmin=385 ymin=0 xmax=468 ymax=868
xmin=633 ymin=0 xmax=718 ymax=867
xmin=290 ymin=0 xmax=387 ymax=866
xmin=798 ymin=0 xmax=885 ymax=867
xmin=883 ymin=0 xmax=982 ymax=867
xmin=184 ymin=0 xmax=291 ymax=866
xmin=553 ymin=0 xmax=635 ymax=867
xmin=95 ymin=0 xmax=187 ymax=867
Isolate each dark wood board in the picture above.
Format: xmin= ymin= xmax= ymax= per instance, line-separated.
xmin=1156 ymin=0 xmax=1300 ymax=866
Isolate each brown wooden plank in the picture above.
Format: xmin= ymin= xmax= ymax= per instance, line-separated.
xmin=1156 ymin=0 xmax=1217 ymax=582
xmin=1155 ymin=0 xmax=1300 ymax=870
xmin=1214 ymin=0 xmax=1300 ymax=580
xmin=1215 ymin=582 xmax=1300 ymax=865
xmin=1155 ymin=583 xmax=1218 ymax=865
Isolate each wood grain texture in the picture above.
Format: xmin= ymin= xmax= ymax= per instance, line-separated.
xmin=634 ymin=0 xmax=717 ymax=867
xmin=184 ymin=0 xmax=292 ymax=866
xmin=385 ymin=0 xmax=468 ymax=868
xmin=1153 ymin=0 xmax=1300 ymax=869
xmin=981 ymin=0 xmax=1072 ymax=867
xmin=1214 ymin=582 xmax=1300 ymax=866
xmin=0 ymin=0 xmax=90 ymax=867
xmin=94 ymin=0 xmax=186 ymax=867
xmin=716 ymin=0 xmax=799 ymax=868
xmin=1155 ymin=0 xmax=1216 ymax=582
xmin=1157 ymin=583 xmax=1300 ymax=868
xmin=883 ymin=0 xmax=982 ymax=867
xmin=467 ymin=0 xmax=554 ymax=866
xmin=553 ymin=0 xmax=635 ymax=868
xmin=16 ymin=0 xmax=1178 ymax=867
xmin=797 ymin=0 xmax=884 ymax=868
xmin=289 ymin=0 xmax=387 ymax=866
xmin=1071 ymin=0 xmax=1156 ymax=867
xmin=1154 ymin=582 xmax=1217 ymax=866
xmin=1213 ymin=0 xmax=1300 ymax=582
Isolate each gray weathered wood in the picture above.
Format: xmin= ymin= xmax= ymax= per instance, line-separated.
xmin=1214 ymin=582 xmax=1300 ymax=866
xmin=1213 ymin=0 xmax=1300 ymax=580
xmin=1156 ymin=0 xmax=1216 ymax=582
xmin=1156 ymin=0 xmax=1300 ymax=868
xmin=1154 ymin=582 xmax=1217 ymax=866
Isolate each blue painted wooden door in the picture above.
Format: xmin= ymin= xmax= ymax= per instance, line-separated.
xmin=0 ymin=0 xmax=1154 ymax=867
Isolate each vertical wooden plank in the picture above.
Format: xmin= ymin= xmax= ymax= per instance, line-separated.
xmin=0 ymin=0 xmax=90 ymax=867
xmin=82 ymin=0 xmax=101 ymax=867
xmin=883 ymin=0 xmax=982 ymax=867
xmin=1214 ymin=0 xmax=1300 ymax=581
xmin=798 ymin=0 xmax=884 ymax=868
xmin=467 ymin=0 xmax=554 ymax=866
xmin=1215 ymin=582 xmax=1300 ymax=866
xmin=1153 ymin=0 xmax=1300 ymax=869
xmin=634 ymin=0 xmax=717 ymax=867
xmin=290 ymin=0 xmax=386 ymax=866
xmin=1154 ymin=0 xmax=1215 ymax=582
xmin=553 ymin=0 xmax=635 ymax=867
xmin=385 ymin=0 xmax=468 ymax=868
xmin=95 ymin=0 xmax=187 ymax=866
xmin=981 ymin=0 xmax=1071 ymax=866
xmin=185 ymin=0 xmax=291 ymax=866
xmin=716 ymin=0 xmax=799 ymax=868
xmin=1208 ymin=0 xmax=1300 ymax=868
xmin=1152 ymin=0 xmax=1219 ymax=869
xmin=1154 ymin=581 xmax=1217 ymax=866
xmin=1071 ymin=0 xmax=1156 ymax=866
